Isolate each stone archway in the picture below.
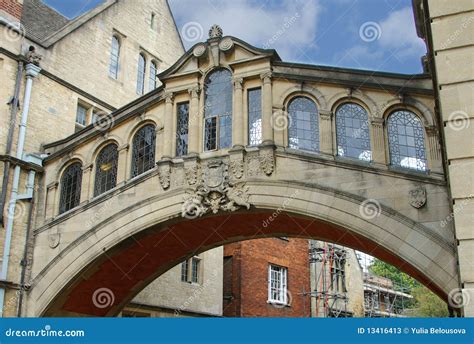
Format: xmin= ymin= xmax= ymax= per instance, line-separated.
xmin=27 ymin=179 xmax=458 ymax=317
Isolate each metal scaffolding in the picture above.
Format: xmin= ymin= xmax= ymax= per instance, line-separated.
xmin=308 ymin=241 xmax=350 ymax=318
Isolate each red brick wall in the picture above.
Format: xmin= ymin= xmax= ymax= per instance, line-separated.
xmin=223 ymin=238 xmax=311 ymax=317
xmin=0 ymin=0 xmax=23 ymax=20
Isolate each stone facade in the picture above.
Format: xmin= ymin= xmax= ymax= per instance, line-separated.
xmin=24 ymin=28 xmax=459 ymax=317
xmin=0 ymin=0 xmax=225 ymax=318
xmin=413 ymin=0 xmax=474 ymax=317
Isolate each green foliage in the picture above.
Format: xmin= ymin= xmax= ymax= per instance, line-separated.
xmin=368 ymin=258 xmax=448 ymax=317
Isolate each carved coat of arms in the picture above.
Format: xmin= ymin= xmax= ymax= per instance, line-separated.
xmin=409 ymin=185 xmax=427 ymax=209
xmin=182 ymin=159 xmax=250 ymax=219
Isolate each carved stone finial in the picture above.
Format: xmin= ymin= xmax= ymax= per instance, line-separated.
xmin=208 ymin=24 xmax=223 ymax=39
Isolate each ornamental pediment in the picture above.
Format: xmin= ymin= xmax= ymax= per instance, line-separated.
xmin=158 ymin=25 xmax=280 ymax=80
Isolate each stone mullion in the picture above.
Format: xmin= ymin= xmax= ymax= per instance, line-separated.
xmin=116 ymin=144 xmax=129 ymax=185
xmin=232 ymin=77 xmax=244 ymax=148
xmin=319 ymin=110 xmax=333 ymax=155
xmin=162 ymin=92 xmax=174 ymax=159
xmin=188 ymin=86 xmax=200 ymax=155
xmin=370 ymin=117 xmax=386 ymax=165
xmin=260 ymin=72 xmax=273 ymax=145
xmin=80 ymin=164 xmax=93 ymax=204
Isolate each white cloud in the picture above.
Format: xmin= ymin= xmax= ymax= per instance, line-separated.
xmin=378 ymin=7 xmax=426 ymax=59
xmin=170 ymin=0 xmax=321 ymax=61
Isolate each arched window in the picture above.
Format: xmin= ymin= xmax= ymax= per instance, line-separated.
xmin=204 ymin=69 xmax=232 ymax=151
xmin=336 ymin=103 xmax=372 ymax=161
xmin=94 ymin=144 xmax=118 ymax=196
xmin=131 ymin=125 xmax=156 ymax=178
xmin=59 ymin=162 xmax=82 ymax=214
xmin=149 ymin=61 xmax=158 ymax=91
xmin=288 ymin=97 xmax=319 ymax=152
xmin=109 ymin=36 xmax=120 ymax=79
xmin=136 ymin=53 xmax=146 ymax=95
xmin=387 ymin=110 xmax=427 ymax=171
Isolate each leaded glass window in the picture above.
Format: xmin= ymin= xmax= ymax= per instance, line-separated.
xmin=191 ymin=257 xmax=200 ymax=283
xmin=109 ymin=36 xmax=120 ymax=79
xmin=288 ymin=97 xmax=319 ymax=152
xmin=75 ymin=104 xmax=87 ymax=126
xmin=388 ymin=110 xmax=427 ymax=171
xmin=131 ymin=125 xmax=156 ymax=178
xmin=176 ymin=102 xmax=189 ymax=156
xmin=59 ymin=162 xmax=82 ymax=214
xmin=248 ymin=88 xmax=262 ymax=146
xmin=204 ymin=69 xmax=232 ymax=151
xmin=94 ymin=144 xmax=118 ymax=196
xmin=136 ymin=53 xmax=146 ymax=95
xmin=181 ymin=260 xmax=188 ymax=282
xmin=336 ymin=103 xmax=372 ymax=161
xmin=149 ymin=61 xmax=157 ymax=91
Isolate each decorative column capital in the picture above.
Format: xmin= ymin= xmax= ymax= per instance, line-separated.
xmin=425 ymin=125 xmax=438 ymax=135
xmin=319 ymin=110 xmax=332 ymax=120
xmin=260 ymin=71 xmax=272 ymax=84
xmin=118 ymin=144 xmax=130 ymax=152
xmin=188 ymin=86 xmax=200 ymax=98
xmin=164 ymin=92 xmax=174 ymax=104
xmin=370 ymin=117 xmax=385 ymax=127
xmin=46 ymin=181 xmax=59 ymax=190
xmin=233 ymin=77 xmax=243 ymax=90
xmin=82 ymin=163 xmax=93 ymax=172
xmin=25 ymin=63 xmax=41 ymax=78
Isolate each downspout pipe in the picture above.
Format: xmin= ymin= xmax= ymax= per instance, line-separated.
xmin=0 ymin=63 xmax=41 ymax=317
xmin=0 ymin=60 xmax=23 ymax=226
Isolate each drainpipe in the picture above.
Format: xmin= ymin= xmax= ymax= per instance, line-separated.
xmin=0 ymin=63 xmax=41 ymax=317
xmin=0 ymin=60 xmax=23 ymax=226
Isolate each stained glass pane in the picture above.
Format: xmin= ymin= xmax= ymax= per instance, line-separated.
xmin=136 ymin=54 xmax=146 ymax=95
xmin=288 ymin=97 xmax=319 ymax=152
xmin=336 ymin=103 xmax=372 ymax=161
xmin=94 ymin=144 xmax=118 ymax=196
xmin=388 ymin=110 xmax=427 ymax=171
xmin=109 ymin=36 xmax=120 ymax=79
xmin=59 ymin=163 xmax=82 ymax=214
xmin=149 ymin=61 xmax=157 ymax=91
xmin=248 ymin=88 xmax=262 ymax=146
xmin=176 ymin=103 xmax=189 ymax=156
xmin=204 ymin=69 xmax=232 ymax=150
xmin=131 ymin=125 xmax=156 ymax=177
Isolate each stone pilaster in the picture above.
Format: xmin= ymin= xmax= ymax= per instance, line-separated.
xmin=319 ymin=110 xmax=333 ymax=155
xmin=188 ymin=86 xmax=200 ymax=155
xmin=260 ymin=72 xmax=273 ymax=145
xmin=80 ymin=163 xmax=93 ymax=204
xmin=232 ymin=77 xmax=244 ymax=148
xmin=163 ymin=92 xmax=174 ymax=158
xmin=45 ymin=182 xmax=58 ymax=220
xmin=425 ymin=126 xmax=442 ymax=172
xmin=116 ymin=144 xmax=129 ymax=185
xmin=370 ymin=117 xmax=386 ymax=165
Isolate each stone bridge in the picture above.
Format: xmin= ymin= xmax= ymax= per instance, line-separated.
xmin=26 ymin=31 xmax=459 ymax=316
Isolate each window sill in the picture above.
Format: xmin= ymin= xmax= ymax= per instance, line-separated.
xmin=267 ymin=300 xmax=290 ymax=307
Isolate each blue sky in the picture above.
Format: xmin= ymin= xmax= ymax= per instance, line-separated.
xmin=43 ymin=0 xmax=427 ymax=74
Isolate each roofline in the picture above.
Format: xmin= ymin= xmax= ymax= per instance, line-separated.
xmin=36 ymin=0 xmax=117 ymax=48
xmin=165 ymin=0 xmax=185 ymax=53
xmin=274 ymin=61 xmax=431 ymax=80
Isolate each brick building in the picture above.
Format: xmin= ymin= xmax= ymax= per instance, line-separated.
xmin=223 ymin=238 xmax=311 ymax=317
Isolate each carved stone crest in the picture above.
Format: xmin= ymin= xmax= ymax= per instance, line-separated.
xmin=409 ymin=185 xmax=427 ymax=209
xmin=182 ymin=159 xmax=250 ymax=218
xmin=259 ymin=148 xmax=275 ymax=176
xmin=157 ymin=162 xmax=171 ymax=190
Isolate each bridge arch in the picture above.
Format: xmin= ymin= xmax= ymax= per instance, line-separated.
xmin=28 ymin=179 xmax=457 ymax=317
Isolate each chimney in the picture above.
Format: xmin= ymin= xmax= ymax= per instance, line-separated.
xmin=0 ymin=0 xmax=23 ymax=21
